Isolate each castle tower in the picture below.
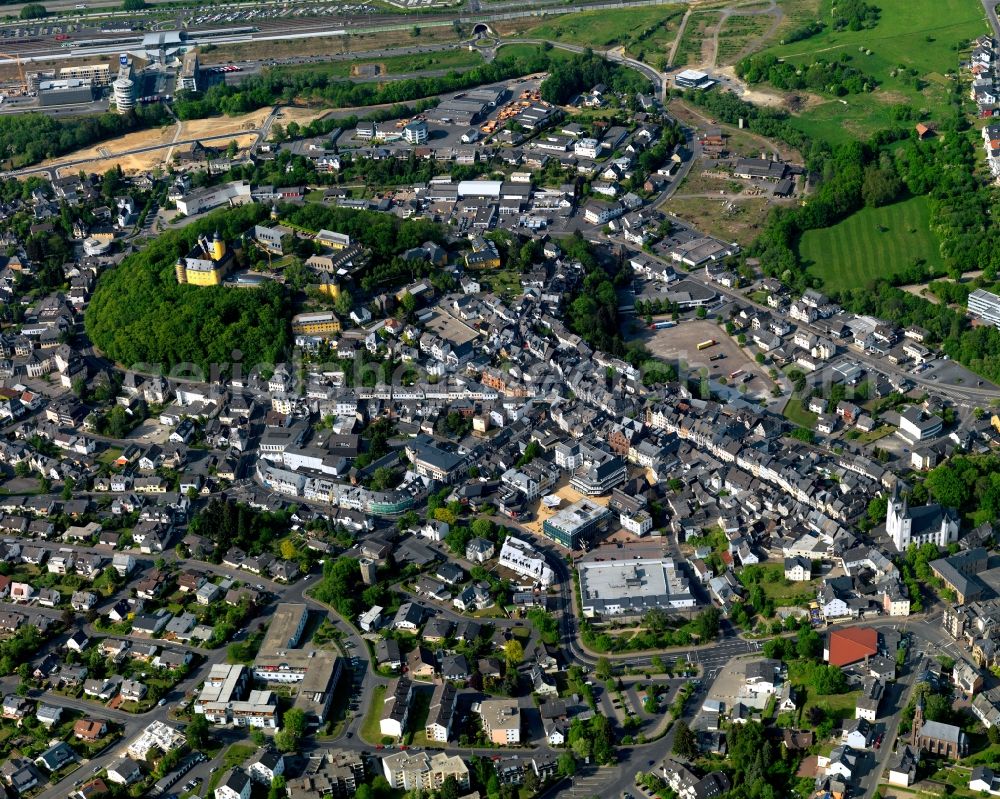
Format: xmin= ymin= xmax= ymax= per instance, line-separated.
xmin=270 ymin=203 xmax=280 ymax=221
xmin=318 ymin=274 xmax=341 ymax=301
xmin=210 ymin=231 xmax=226 ymax=261
xmin=359 ymin=558 xmax=377 ymax=586
xmin=175 ymin=257 xmax=188 ymax=284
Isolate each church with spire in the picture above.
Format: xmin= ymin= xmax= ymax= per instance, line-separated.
xmin=910 ymin=692 xmax=968 ymax=759
xmin=886 ymin=483 xmax=959 ymax=552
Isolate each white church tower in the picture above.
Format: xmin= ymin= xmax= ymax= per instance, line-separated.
xmin=886 ymin=483 xmax=960 ymax=552
xmin=886 ymin=484 xmax=912 ymax=551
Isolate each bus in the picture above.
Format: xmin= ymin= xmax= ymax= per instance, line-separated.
xmin=649 ymin=321 xmax=675 ymax=330
xmin=729 ymin=369 xmax=743 ymax=380
xmin=696 ymin=339 xmax=717 ymax=350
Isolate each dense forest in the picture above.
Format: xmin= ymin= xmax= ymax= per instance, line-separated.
xmin=281 ymin=204 xmax=449 ymax=293
xmin=84 ymin=203 xmax=290 ymax=372
xmin=281 ymin=204 xmax=442 ymax=262
xmin=922 ymin=453 xmax=1000 ymax=525
xmin=0 ymin=105 xmax=169 ymax=168
xmin=831 ymin=0 xmax=881 ymax=30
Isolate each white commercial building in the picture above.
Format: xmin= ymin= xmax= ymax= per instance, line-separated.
xmin=498 ymin=536 xmax=554 ymax=589
xmin=969 ymin=288 xmax=1000 ymax=327
xmin=573 ymin=138 xmax=600 ymax=159
xmin=578 ymin=557 xmax=696 ymax=618
xmin=403 ymin=119 xmax=428 ymax=144
xmin=195 ymin=664 xmax=278 ymax=728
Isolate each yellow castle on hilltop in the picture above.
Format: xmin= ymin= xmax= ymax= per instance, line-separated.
xmin=176 ymin=231 xmax=233 ymax=286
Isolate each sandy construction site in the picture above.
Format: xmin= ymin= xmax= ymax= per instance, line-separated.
xmin=38 ymin=106 xmax=325 ymax=177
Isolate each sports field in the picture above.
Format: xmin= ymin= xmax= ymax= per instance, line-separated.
xmin=799 ymin=195 xmax=943 ymax=294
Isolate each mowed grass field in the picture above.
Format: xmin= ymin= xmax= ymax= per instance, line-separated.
xmin=519 ymin=7 xmax=686 ymax=66
xmin=755 ymin=0 xmax=988 ymax=143
xmin=799 ymin=195 xmax=943 ymax=294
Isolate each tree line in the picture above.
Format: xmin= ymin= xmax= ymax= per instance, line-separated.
xmin=174 ymin=48 xmax=557 ymax=120
xmin=0 ymin=105 xmax=169 ymax=169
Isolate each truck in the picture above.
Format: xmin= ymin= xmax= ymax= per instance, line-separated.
xmin=649 ymin=321 xmax=675 ymax=330
xmin=709 ymin=353 xmax=725 ymax=361
xmin=696 ymin=339 xmax=717 ymax=350
xmin=55 ymin=34 xmax=71 ymax=41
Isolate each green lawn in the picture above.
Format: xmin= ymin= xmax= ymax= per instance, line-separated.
xmin=744 ymin=563 xmax=820 ymax=606
xmin=97 ymin=448 xmax=122 ymax=465
xmin=782 ymin=395 xmax=818 ymax=429
xmin=496 ymin=42 xmax=582 ymax=65
xmin=206 ymin=744 xmax=256 ymax=794
xmin=800 ymin=687 xmax=861 ymax=724
xmin=799 ymin=195 xmax=944 ymax=294
xmin=222 ymin=744 xmax=255 ymax=769
xmin=360 ymin=683 xmax=387 ymax=744
xmin=517 ymin=7 xmax=686 ymax=66
xmin=752 ymin=0 xmax=988 ymax=142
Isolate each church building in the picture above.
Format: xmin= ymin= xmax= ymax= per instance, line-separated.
xmin=886 ymin=484 xmax=959 ymax=552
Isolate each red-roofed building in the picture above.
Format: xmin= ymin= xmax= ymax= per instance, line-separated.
xmin=824 ymin=627 xmax=878 ymax=667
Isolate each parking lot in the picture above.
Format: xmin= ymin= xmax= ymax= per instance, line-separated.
xmin=184 ymin=4 xmax=381 ymax=28
xmin=637 ymin=318 xmax=773 ymax=398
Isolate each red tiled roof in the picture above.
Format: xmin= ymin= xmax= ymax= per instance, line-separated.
xmin=826 ymin=627 xmax=878 ymax=667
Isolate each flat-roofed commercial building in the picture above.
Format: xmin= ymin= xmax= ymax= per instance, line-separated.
xmin=60 ymin=63 xmax=111 ymax=85
xmin=194 ymin=664 xmax=278 ymax=728
xmin=969 ymin=288 xmax=1000 ymax=327
xmin=38 ymin=78 xmax=94 ymax=106
xmin=578 ymin=557 xmax=696 ymax=619
xmin=542 ymin=499 xmax=612 ymax=549
xmin=253 ymin=603 xmax=342 ymax=726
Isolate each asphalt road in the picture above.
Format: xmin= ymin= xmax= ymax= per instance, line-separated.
xmin=985 ymin=0 xmax=1000 ymax=39
xmin=660 ymin=259 xmax=1000 ymax=403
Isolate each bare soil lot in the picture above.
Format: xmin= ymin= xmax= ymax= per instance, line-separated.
xmin=634 ymin=319 xmax=772 ymax=396
xmin=39 ymin=106 xmax=324 ymax=176
xmin=668 ymin=195 xmax=774 ymax=247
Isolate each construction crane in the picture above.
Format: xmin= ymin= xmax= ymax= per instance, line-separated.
xmin=0 ymin=52 xmax=27 ymax=95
